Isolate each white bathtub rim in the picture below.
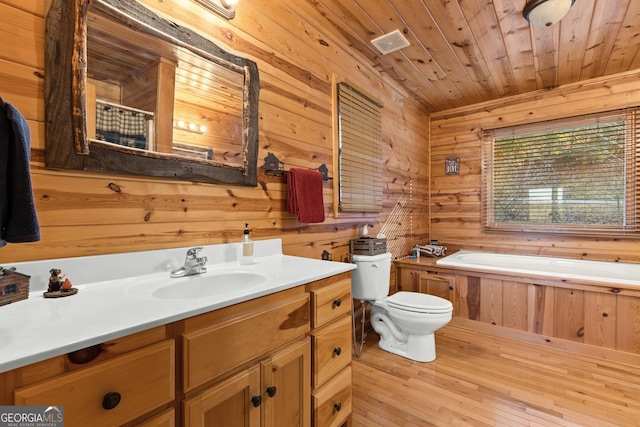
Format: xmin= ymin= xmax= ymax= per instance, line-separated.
xmin=436 ymin=250 xmax=640 ymax=287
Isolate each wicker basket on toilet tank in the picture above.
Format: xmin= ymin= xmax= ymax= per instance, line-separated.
xmin=350 ymin=238 xmax=387 ymax=256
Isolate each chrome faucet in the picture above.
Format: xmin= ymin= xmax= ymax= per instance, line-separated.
xmin=171 ymin=247 xmax=208 ymax=278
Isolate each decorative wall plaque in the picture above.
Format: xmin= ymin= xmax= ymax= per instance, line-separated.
xmin=445 ymin=157 xmax=460 ymax=175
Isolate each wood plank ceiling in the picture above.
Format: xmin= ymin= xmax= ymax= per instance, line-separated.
xmin=305 ymin=0 xmax=640 ymax=114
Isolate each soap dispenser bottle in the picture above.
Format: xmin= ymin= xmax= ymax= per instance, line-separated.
xmin=239 ymin=223 xmax=253 ymax=265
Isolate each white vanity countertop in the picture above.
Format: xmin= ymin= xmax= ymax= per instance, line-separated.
xmin=0 ymin=239 xmax=355 ymax=373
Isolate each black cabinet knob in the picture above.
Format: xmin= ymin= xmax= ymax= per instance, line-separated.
xmin=333 ymin=347 xmax=342 ymax=356
xmin=251 ymin=395 xmax=262 ymax=407
xmin=334 ymin=402 xmax=342 ymax=412
xmin=333 ymin=298 xmax=342 ymax=307
xmin=266 ymin=386 xmax=277 ymax=397
xmin=102 ymin=392 xmax=121 ymax=410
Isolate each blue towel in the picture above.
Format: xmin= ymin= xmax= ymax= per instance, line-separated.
xmin=0 ymin=98 xmax=40 ymax=247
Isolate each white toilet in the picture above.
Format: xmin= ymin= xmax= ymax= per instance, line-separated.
xmin=351 ymin=252 xmax=453 ymax=362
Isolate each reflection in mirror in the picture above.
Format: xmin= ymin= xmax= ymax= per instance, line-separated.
xmin=87 ymin=7 xmax=245 ymax=166
xmin=45 ymin=0 xmax=259 ymax=185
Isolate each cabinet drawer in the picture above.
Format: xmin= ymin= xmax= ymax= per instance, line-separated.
xmin=183 ymin=292 xmax=310 ymax=391
xmin=313 ymin=366 xmax=352 ymax=427
xmin=312 ymin=279 xmax=352 ymax=328
xmin=312 ymin=315 xmax=352 ymax=388
xmin=14 ymin=340 xmax=174 ymax=427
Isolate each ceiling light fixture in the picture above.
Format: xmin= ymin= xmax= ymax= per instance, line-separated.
xmin=193 ymin=0 xmax=238 ymax=20
xmin=523 ymin=0 xmax=575 ymax=27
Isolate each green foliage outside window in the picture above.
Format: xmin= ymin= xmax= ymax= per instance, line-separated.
xmin=484 ymin=109 xmax=637 ymax=233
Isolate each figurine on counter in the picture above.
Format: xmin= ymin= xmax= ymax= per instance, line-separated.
xmin=44 ymin=268 xmax=78 ymax=298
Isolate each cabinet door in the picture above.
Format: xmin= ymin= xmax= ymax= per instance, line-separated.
xmin=183 ymin=365 xmax=261 ymax=427
xmin=136 ymin=408 xmax=175 ymax=427
xmin=262 ymin=338 xmax=311 ymax=427
xmin=419 ymin=271 xmax=455 ymax=302
xmin=396 ymin=267 xmax=420 ymax=293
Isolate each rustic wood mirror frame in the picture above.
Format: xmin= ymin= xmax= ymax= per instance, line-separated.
xmin=45 ymin=0 xmax=260 ymax=186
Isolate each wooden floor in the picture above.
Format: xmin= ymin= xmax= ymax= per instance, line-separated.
xmin=351 ymin=326 xmax=640 ymax=426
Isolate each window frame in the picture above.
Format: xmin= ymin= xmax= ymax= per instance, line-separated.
xmin=482 ymin=108 xmax=639 ymax=236
xmin=333 ymin=81 xmax=384 ymax=214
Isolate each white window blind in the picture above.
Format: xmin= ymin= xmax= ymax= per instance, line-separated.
xmin=337 ymin=82 xmax=383 ymax=212
xmin=483 ymin=108 xmax=639 ymax=234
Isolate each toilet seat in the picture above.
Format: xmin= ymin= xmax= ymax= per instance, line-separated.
xmin=385 ymin=291 xmax=453 ymax=314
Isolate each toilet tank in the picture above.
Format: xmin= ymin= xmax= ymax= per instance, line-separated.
xmin=351 ymin=252 xmax=392 ymax=301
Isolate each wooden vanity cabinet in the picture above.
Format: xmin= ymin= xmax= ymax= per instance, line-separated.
xmin=0 ymin=273 xmax=354 ymax=427
xmin=181 ymin=286 xmax=311 ymax=426
xmin=307 ymin=272 xmax=353 ymax=427
xmin=183 ymin=337 xmax=310 ymax=427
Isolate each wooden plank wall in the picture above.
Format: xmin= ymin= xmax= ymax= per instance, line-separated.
xmin=430 ymin=70 xmax=640 ymax=262
xmin=0 ymin=0 xmax=430 ymax=265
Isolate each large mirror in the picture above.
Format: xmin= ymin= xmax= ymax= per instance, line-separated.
xmin=45 ymin=0 xmax=259 ymax=186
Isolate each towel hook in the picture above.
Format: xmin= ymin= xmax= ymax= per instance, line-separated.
xmin=264 ymin=152 xmax=331 ymax=180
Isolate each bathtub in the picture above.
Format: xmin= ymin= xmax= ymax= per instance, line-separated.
xmin=436 ymin=250 xmax=640 ymax=287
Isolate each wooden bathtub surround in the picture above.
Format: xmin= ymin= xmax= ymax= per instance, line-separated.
xmin=0 ymin=273 xmax=353 ymax=426
xmin=351 ymin=326 xmax=640 ymax=427
xmin=395 ymin=257 xmax=640 ymax=364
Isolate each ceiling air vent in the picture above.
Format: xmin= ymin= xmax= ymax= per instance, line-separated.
xmin=371 ymin=30 xmax=410 ymax=55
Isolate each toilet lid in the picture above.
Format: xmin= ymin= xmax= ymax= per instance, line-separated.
xmin=386 ymin=291 xmax=453 ymax=313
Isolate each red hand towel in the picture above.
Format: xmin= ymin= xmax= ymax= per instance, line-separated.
xmin=287 ymin=168 xmax=325 ymax=223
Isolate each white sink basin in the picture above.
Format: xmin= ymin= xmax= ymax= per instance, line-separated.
xmin=152 ymin=272 xmax=268 ymax=299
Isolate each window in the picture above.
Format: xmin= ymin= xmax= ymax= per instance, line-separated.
xmin=336 ymin=82 xmax=383 ymax=213
xmin=3 ymin=284 xmax=16 ymax=295
xmin=483 ymin=109 xmax=639 ymax=234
